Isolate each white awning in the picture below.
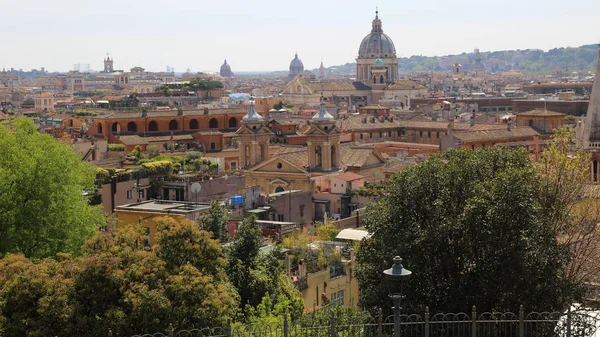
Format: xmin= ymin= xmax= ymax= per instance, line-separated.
xmin=335 ymin=228 xmax=370 ymax=241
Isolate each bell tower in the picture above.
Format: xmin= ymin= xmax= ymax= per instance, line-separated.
xmin=236 ymin=101 xmax=272 ymax=168
xmin=306 ymin=103 xmax=340 ymax=171
xmin=104 ymin=54 xmax=113 ymax=73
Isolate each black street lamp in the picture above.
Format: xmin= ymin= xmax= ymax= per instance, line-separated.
xmin=383 ymin=256 xmax=412 ymax=337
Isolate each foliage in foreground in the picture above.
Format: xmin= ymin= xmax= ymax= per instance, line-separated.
xmin=0 ymin=218 xmax=239 ymax=337
xmin=356 ymin=147 xmax=584 ymax=314
xmin=0 ymin=117 xmax=105 ymax=258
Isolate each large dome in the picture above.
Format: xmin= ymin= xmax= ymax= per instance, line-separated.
xmin=358 ymin=12 xmax=396 ymax=58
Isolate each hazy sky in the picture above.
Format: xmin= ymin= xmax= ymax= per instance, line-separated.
xmin=2 ymin=0 xmax=599 ymax=73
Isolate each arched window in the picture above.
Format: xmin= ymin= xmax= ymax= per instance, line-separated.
xmin=127 ymin=121 xmax=137 ymax=132
xmin=228 ymin=117 xmax=238 ymax=128
xmin=189 ymin=119 xmax=199 ymax=129
xmin=169 ymin=119 xmax=178 ymax=131
xmin=111 ymin=122 xmax=119 ymax=132
xmin=97 ymin=123 xmax=103 ymax=134
xmin=380 ymin=75 xmax=384 ymax=84
xmin=315 ymin=145 xmax=322 ymax=168
xmin=209 ymin=118 xmax=218 ymax=129
xmin=148 ymin=121 xmax=158 ymax=132
xmin=528 ymin=119 xmax=534 ymax=127
xmin=275 ymin=186 xmax=285 ymax=193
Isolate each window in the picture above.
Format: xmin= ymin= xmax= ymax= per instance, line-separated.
xmin=369 ymin=133 xmax=372 ymax=138
xmin=419 ymin=131 xmax=423 ymax=138
xmin=300 ymin=205 xmax=305 ymax=217
xmin=331 ymin=290 xmax=344 ymax=306
xmin=127 ymin=190 xmax=133 ymax=200
xmin=436 ymin=132 xmax=440 ymax=138
xmin=334 ymin=183 xmax=337 ymax=187
xmin=388 ymin=131 xmax=391 ymax=137
xmin=278 ymin=214 xmax=284 ymax=222
xmin=231 ymin=162 xmax=237 ymax=170
xmin=210 ymin=142 xmax=216 ymax=150
xmin=427 ymin=131 xmax=431 ymax=138
xmin=140 ymin=190 xmax=145 ymax=199
xmin=360 ymin=134 xmax=363 ymax=140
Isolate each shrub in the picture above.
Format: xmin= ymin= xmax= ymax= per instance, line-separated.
xmin=108 ymin=144 xmax=125 ymax=151
xmin=139 ymin=160 xmax=173 ymax=175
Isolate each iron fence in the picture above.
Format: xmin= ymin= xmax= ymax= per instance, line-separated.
xmin=126 ymin=306 xmax=600 ymax=337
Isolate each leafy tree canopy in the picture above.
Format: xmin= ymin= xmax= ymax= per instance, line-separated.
xmin=0 ymin=117 xmax=105 ymax=258
xmin=0 ymin=217 xmax=238 ymax=337
xmin=356 ymin=148 xmax=580 ymax=314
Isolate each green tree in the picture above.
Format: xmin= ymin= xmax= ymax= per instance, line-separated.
xmin=0 ymin=219 xmax=239 ymax=337
xmin=199 ymin=200 xmax=229 ymax=242
xmin=356 ymin=148 xmax=578 ymax=314
xmin=0 ymin=117 xmax=105 ymax=258
xmin=536 ymin=127 xmax=600 ymax=299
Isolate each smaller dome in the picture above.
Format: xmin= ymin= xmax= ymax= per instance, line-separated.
xmin=374 ymin=58 xmax=384 ymax=65
xmin=290 ymin=53 xmax=304 ymax=69
xmin=220 ymin=59 xmax=233 ymax=77
xmin=312 ymin=103 xmax=335 ymax=122
xmin=242 ymin=101 xmax=264 ymax=122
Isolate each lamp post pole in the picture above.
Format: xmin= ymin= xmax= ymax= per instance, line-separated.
xmin=383 ymin=256 xmax=412 ymax=337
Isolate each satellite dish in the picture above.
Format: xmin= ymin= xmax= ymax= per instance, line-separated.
xmin=191 ymin=182 xmax=202 ymax=194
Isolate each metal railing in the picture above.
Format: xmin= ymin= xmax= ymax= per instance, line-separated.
xmin=127 ymin=306 xmax=600 ymax=337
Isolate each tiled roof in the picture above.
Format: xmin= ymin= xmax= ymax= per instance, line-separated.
xmin=144 ymin=134 xmax=195 ymax=142
xmin=452 ymin=126 xmax=539 ymax=143
xmin=517 ymin=109 xmax=565 ymax=117
xmin=386 ymin=80 xmax=427 ymax=90
xmin=304 ymin=81 xmax=372 ymax=92
xmin=330 ymin=172 xmax=365 ymax=181
xmin=340 ymin=145 xmax=380 ymax=167
xmin=118 ymin=135 xmax=149 ymax=145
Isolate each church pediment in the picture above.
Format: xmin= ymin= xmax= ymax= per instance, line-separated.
xmin=305 ymin=125 xmax=340 ymax=136
xmin=249 ymin=155 xmax=308 ymax=174
xmin=282 ymin=77 xmax=313 ymax=95
xmin=235 ymin=124 xmax=274 ymax=135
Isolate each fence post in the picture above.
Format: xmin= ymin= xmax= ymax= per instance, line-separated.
xmin=425 ymin=306 xmax=430 ymax=337
xmin=566 ymin=306 xmax=572 ymax=337
xmin=108 ymin=329 xmax=113 ymax=337
xmin=284 ymin=309 xmax=289 ymax=337
xmin=472 ymin=305 xmax=477 ymax=337
xmin=519 ymin=305 xmax=524 ymax=337
xmin=227 ymin=319 xmax=232 ymax=337
xmin=168 ymin=323 xmax=174 ymax=337
xmin=330 ymin=310 xmax=337 ymax=337
xmin=378 ymin=308 xmax=383 ymax=337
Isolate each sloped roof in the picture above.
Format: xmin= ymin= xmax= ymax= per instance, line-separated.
xmin=452 ymin=126 xmax=539 ymax=143
xmin=330 ymin=172 xmax=365 ymax=181
xmin=118 ymin=135 xmax=149 ymax=145
xmin=517 ymin=109 xmax=565 ymax=117
xmin=386 ymin=80 xmax=427 ymax=91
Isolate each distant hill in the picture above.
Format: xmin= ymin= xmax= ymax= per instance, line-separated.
xmin=322 ymin=44 xmax=599 ymax=76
